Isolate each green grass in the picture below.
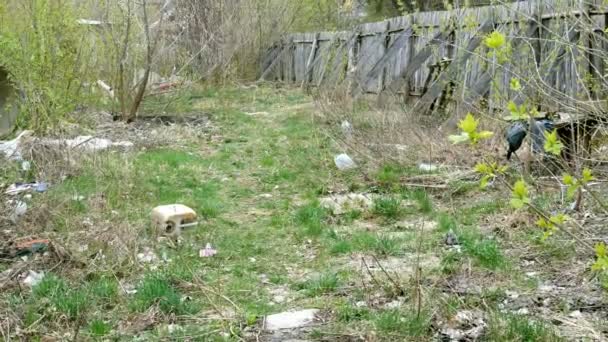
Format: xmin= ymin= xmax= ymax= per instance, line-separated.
xmin=351 ymin=232 xmax=403 ymax=256
xmin=0 ymin=84 xmax=578 ymax=339
xmin=296 ymin=273 xmax=341 ymax=297
xmin=459 ymin=231 xmax=505 ymax=270
xmin=374 ymin=309 xmax=431 ymax=337
xmin=487 ymin=313 xmax=562 ymax=341
xmin=54 ymin=289 xmax=89 ymax=321
xmin=437 ymin=213 xmax=457 ymax=232
xmin=330 ymin=239 xmax=353 ymax=255
xmin=294 ymin=201 xmax=328 ymax=236
xmin=412 ymin=189 xmax=433 ymax=214
xmin=89 ymin=319 xmax=112 ymax=337
xmin=131 ymin=275 xmax=199 ymax=315
xmin=336 ymin=303 xmax=370 ymax=322
xmin=372 ymin=196 xmax=402 ymax=220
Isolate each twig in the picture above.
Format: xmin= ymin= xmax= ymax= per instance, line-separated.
xmin=371 ymin=255 xmax=405 ymax=296
xmin=360 ymin=256 xmax=382 ymax=288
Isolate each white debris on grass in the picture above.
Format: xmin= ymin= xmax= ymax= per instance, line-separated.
xmin=44 ymin=136 xmax=134 ymax=151
xmin=22 ymin=270 xmax=45 ymax=287
xmin=0 ymin=131 xmax=34 ymax=161
xmin=8 ymin=200 xmax=27 ymax=223
xmin=137 ymin=247 xmax=158 ymax=263
xmin=199 ymin=243 xmax=217 ymax=257
xmin=319 ymin=193 xmax=373 ymax=215
xmin=341 ymin=120 xmax=353 ymax=137
xmin=265 ymin=309 xmax=319 ymax=330
xmin=418 ymin=163 xmax=438 ymax=172
xmin=334 ymin=153 xmax=356 ymax=170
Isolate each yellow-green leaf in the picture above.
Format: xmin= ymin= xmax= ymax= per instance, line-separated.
xmin=582 ymin=168 xmax=594 ymax=183
xmin=480 ymin=175 xmax=491 ymax=189
xmin=549 ymin=213 xmax=569 ymax=225
xmin=510 ymin=78 xmax=521 ymax=91
xmin=544 ymin=130 xmax=563 ymax=156
xmin=536 ymin=218 xmax=549 ymax=229
xmin=485 ymin=31 xmax=506 ymax=49
xmin=566 ymin=184 xmax=579 ymax=200
xmin=474 ymin=163 xmax=491 ymax=174
xmin=507 ymin=101 xmax=518 ymax=114
xmin=477 ymin=131 xmax=494 ymax=139
xmin=563 ymin=173 xmax=575 ymax=186
xmin=513 ymin=179 xmax=528 ymax=199
xmin=458 ymin=113 xmax=478 ymax=134
xmin=449 ymin=133 xmax=470 ymax=144
xmin=596 ymin=242 xmax=607 ymax=258
xmin=510 ymin=198 xmax=524 ymax=209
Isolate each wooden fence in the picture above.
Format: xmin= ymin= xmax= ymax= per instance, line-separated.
xmin=260 ymin=0 xmax=608 ymax=115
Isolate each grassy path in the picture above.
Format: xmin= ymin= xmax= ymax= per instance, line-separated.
xmin=0 ymin=85 xmax=589 ymax=341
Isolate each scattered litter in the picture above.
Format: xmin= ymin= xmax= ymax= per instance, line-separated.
xmin=440 ymin=310 xmax=486 ymax=341
xmin=137 ymin=248 xmax=158 ymax=263
xmin=396 ymin=219 xmax=438 ymax=232
xmin=22 ymin=270 xmax=45 ymax=287
xmin=506 ymin=290 xmax=519 ymax=299
xmin=8 ymin=200 xmax=27 ymax=223
xmin=15 ymin=239 xmax=50 ymax=257
xmin=334 ymin=153 xmax=356 ymax=170
xmin=122 ymin=283 xmax=137 ymax=295
xmin=199 ymin=243 xmax=217 ymax=258
xmin=0 ymin=237 xmax=50 ymax=259
xmin=319 ymin=193 xmax=373 ymax=215
xmin=264 ymin=309 xmax=319 ymax=330
xmin=569 ymin=310 xmax=583 ymax=318
xmin=72 ymin=195 xmax=86 ymax=201
xmin=418 ymin=163 xmax=438 ymax=172
xmin=167 ymin=324 xmax=184 ymax=334
xmin=539 ymin=284 xmax=555 ymax=293
xmin=515 ymin=308 xmax=530 ymax=315
xmin=151 ymin=204 xmax=198 ymax=238
xmin=258 ymin=193 xmax=273 ymax=199
xmin=21 ymin=161 xmax=31 ymax=171
xmin=0 ymin=131 xmax=33 ymax=161
xmin=40 ymin=136 xmax=133 ymax=152
xmin=249 ymin=257 xmax=256 ymax=263
xmin=444 ymin=229 xmax=459 ymax=246
xmin=273 ymin=294 xmax=286 ymax=303
xmin=384 ymin=299 xmax=403 ymax=309
xmin=355 ymin=301 xmax=367 ymax=307
xmin=5 ymin=182 xmax=49 ymax=195
xmin=341 ymin=120 xmax=353 ymax=137
xmin=96 ymin=80 xmax=115 ymax=98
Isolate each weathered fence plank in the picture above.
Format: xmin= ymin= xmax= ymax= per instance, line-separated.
xmin=263 ymin=0 xmax=608 ymax=115
xmin=412 ymin=20 xmax=494 ymax=113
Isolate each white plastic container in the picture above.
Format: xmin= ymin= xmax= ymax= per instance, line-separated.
xmin=151 ymin=204 xmax=198 ymax=238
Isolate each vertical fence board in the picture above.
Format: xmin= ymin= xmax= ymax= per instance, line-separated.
xmin=264 ymin=0 xmax=608 ymax=115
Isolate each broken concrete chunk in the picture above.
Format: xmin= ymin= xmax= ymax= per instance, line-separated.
xmin=319 ymin=193 xmax=373 ymax=215
xmin=265 ymin=309 xmax=319 ymax=330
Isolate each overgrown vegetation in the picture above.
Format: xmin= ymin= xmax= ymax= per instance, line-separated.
xmin=1 ymin=0 xmax=608 ymax=340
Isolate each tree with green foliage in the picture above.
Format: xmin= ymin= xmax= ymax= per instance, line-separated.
xmin=0 ymin=0 xmax=95 ymax=133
